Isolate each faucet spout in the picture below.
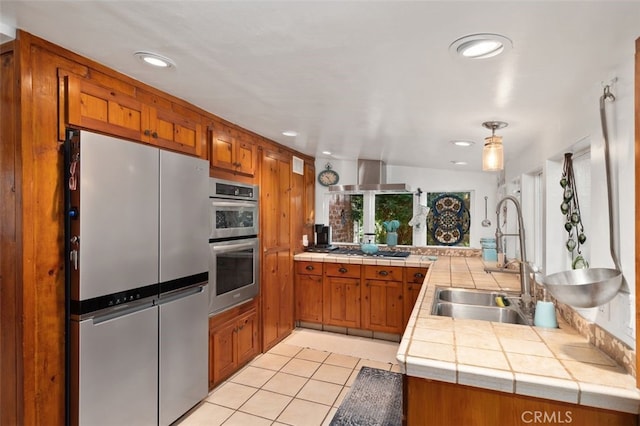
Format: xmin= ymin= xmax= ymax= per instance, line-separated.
xmin=495 ymin=196 xmax=533 ymax=306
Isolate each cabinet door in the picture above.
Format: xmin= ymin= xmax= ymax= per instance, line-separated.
xmin=64 ymin=73 xmax=145 ymax=141
xmin=236 ymin=137 xmax=257 ymax=176
xmin=211 ymin=320 xmax=237 ymax=386
xmin=362 ymin=279 xmax=403 ymax=334
xmin=236 ymin=310 xmax=259 ymax=366
xmin=295 ymin=274 xmax=323 ymax=323
xmin=150 ymin=106 xmax=202 ymax=156
xmin=210 ymin=124 xmax=236 ymax=170
xmin=323 ymin=277 xmax=361 ymax=328
xmin=404 ymin=283 xmax=422 ymax=327
xmin=262 ymin=249 xmax=293 ymax=350
xmin=261 ymin=150 xmax=291 ymax=248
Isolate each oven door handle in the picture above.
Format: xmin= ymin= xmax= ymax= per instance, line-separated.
xmin=211 ymin=240 xmax=259 ymax=253
xmin=210 ymin=200 xmax=257 ymax=209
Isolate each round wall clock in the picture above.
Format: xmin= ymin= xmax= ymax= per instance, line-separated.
xmin=317 ymin=164 xmax=339 ymax=186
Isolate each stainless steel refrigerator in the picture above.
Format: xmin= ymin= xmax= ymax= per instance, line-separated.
xmin=64 ymin=130 xmax=209 ymax=426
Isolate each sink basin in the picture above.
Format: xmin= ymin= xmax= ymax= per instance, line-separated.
xmin=432 ymin=302 xmax=530 ymax=325
xmin=431 ymin=287 xmax=531 ymax=325
xmin=436 ymin=288 xmax=507 ymax=307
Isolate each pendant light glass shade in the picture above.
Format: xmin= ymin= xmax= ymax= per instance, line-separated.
xmin=481 ymin=121 xmax=507 ymax=172
xmin=483 ymin=135 xmax=504 ymax=171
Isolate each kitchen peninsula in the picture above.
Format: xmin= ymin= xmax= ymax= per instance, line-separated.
xmin=294 ymin=253 xmax=640 ymax=425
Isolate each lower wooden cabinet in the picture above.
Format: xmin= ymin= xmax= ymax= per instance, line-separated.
xmin=209 ymin=300 xmax=259 ymax=390
xmin=295 ymin=261 xmax=323 ymax=323
xmin=323 ymin=263 xmax=362 ymax=328
xmin=404 ymin=267 xmax=428 ymax=327
xmin=362 ymin=266 xmax=404 ymax=334
xmin=294 ymin=261 xmax=428 ymax=334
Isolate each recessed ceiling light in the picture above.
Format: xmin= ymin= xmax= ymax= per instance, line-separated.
xmin=449 ymin=34 xmax=512 ymax=59
xmin=322 ymin=151 xmax=332 ymax=156
xmin=450 ymin=140 xmax=475 ymax=147
xmin=134 ymin=51 xmax=176 ymax=68
xmin=450 ymin=161 xmax=468 ymax=166
xmin=282 ymin=130 xmax=298 ymax=137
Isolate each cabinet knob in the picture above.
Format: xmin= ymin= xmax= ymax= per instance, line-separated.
xmin=144 ymin=129 xmax=151 ymax=136
xmin=378 ymin=270 xmax=389 ymax=277
xmin=414 ymin=273 xmax=424 ymax=279
xmin=152 ymin=131 xmax=158 ymax=139
xmin=305 ymin=265 xmax=315 ymax=271
xmin=338 ymin=267 xmax=348 ymax=273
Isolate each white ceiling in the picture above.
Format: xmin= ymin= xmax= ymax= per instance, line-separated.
xmin=2 ymin=1 xmax=639 ymax=171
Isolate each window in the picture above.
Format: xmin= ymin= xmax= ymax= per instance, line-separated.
xmin=327 ymin=192 xmax=413 ymax=245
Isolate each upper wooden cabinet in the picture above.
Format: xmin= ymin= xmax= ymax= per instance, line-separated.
xmin=209 ymin=123 xmax=257 ymax=176
xmin=61 ymin=73 xmax=203 ymax=157
xmin=62 ymin=72 xmax=145 ymax=141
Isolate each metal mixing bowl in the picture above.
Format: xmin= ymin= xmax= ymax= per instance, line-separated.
xmin=539 ymin=268 xmax=623 ymax=308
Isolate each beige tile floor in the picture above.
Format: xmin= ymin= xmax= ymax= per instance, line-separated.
xmin=178 ymin=328 xmax=401 ymax=426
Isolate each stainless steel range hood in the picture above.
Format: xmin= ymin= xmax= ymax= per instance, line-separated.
xmin=329 ymin=159 xmax=411 ymax=192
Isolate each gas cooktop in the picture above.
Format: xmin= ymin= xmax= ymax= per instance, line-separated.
xmin=330 ymin=248 xmax=411 ymax=258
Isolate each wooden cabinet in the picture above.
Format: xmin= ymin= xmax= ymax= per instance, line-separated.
xmin=262 ymin=250 xmax=293 ymax=350
xmin=404 ymin=267 xmax=428 ymax=326
xmin=209 ymin=123 xmax=256 ymax=176
xmin=295 ymin=260 xmax=428 ymax=334
xmin=62 ymin=73 xmax=203 ymax=156
xmin=303 ymin=162 xmax=316 ymax=227
xmin=406 ymin=376 xmax=637 ymax=426
xmin=294 ymin=261 xmax=323 ymax=323
xmin=261 ymin=148 xmax=293 ymax=350
xmin=63 ymin=72 xmax=145 ymax=141
xmin=209 ymin=302 xmax=258 ymax=389
xmin=362 ymin=266 xmax=404 ymax=334
xmin=323 ymin=263 xmax=361 ymax=328
xmin=139 ymin=91 xmax=203 ymax=156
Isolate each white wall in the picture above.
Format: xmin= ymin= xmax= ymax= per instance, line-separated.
xmin=507 ymin=48 xmax=636 ymax=348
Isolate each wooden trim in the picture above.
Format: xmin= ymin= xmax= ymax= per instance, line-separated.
xmin=635 ymin=36 xmax=640 ymax=389
xmin=1 ymin=41 xmax=22 ymax=426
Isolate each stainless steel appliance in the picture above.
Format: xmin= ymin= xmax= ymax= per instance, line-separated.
xmin=209 ymin=178 xmax=259 ymax=239
xmin=209 ymin=178 xmax=259 ymax=314
xmin=64 ymin=130 xmax=209 ymax=426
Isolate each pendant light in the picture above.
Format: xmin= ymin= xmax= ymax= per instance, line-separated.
xmin=482 ymin=121 xmax=508 ymax=171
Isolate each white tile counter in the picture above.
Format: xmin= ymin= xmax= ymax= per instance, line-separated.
xmin=396 ymin=256 xmax=640 ymax=414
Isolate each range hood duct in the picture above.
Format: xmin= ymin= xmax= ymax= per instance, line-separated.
xmin=329 ymin=159 xmax=411 ymax=192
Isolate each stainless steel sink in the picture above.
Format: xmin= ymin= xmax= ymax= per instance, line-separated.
xmin=432 ymin=302 xmax=530 ymax=325
xmin=436 ymin=288 xmax=507 ymax=306
xmin=431 ymin=287 xmax=531 ymax=325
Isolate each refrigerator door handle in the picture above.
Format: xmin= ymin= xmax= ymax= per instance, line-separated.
xmin=90 ymin=298 xmax=156 ymax=325
xmin=158 ymin=284 xmax=206 ymax=305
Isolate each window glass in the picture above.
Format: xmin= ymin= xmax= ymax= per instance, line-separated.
xmin=328 ymin=193 xmax=363 ymax=243
xmin=374 ymin=193 xmax=413 ymax=245
xmin=327 ymin=192 xmax=413 ymax=245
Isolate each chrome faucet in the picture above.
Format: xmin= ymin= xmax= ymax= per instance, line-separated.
xmin=493 ymin=196 xmax=535 ymax=311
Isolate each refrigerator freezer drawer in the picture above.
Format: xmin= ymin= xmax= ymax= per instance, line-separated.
xmin=71 ymin=303 xmax=158 ymax=426
xmin=159 ymin=284 xmax=209 ymax=425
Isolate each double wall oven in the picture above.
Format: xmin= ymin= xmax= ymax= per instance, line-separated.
xmin=209 ymin=178 xmax=260 ymax=314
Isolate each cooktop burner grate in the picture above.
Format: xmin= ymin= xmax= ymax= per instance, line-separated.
xmin=331 ymin=248 xmax=411 ymax=258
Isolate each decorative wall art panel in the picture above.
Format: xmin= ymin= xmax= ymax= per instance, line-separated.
xmin=426 ymin=192 xmax=471 ymax=246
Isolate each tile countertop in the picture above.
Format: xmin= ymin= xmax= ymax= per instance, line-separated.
xmin=396 ymin=255 xmax=640 ymax=415
xmin=293 ymin=251 xmax=433 ymax=267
